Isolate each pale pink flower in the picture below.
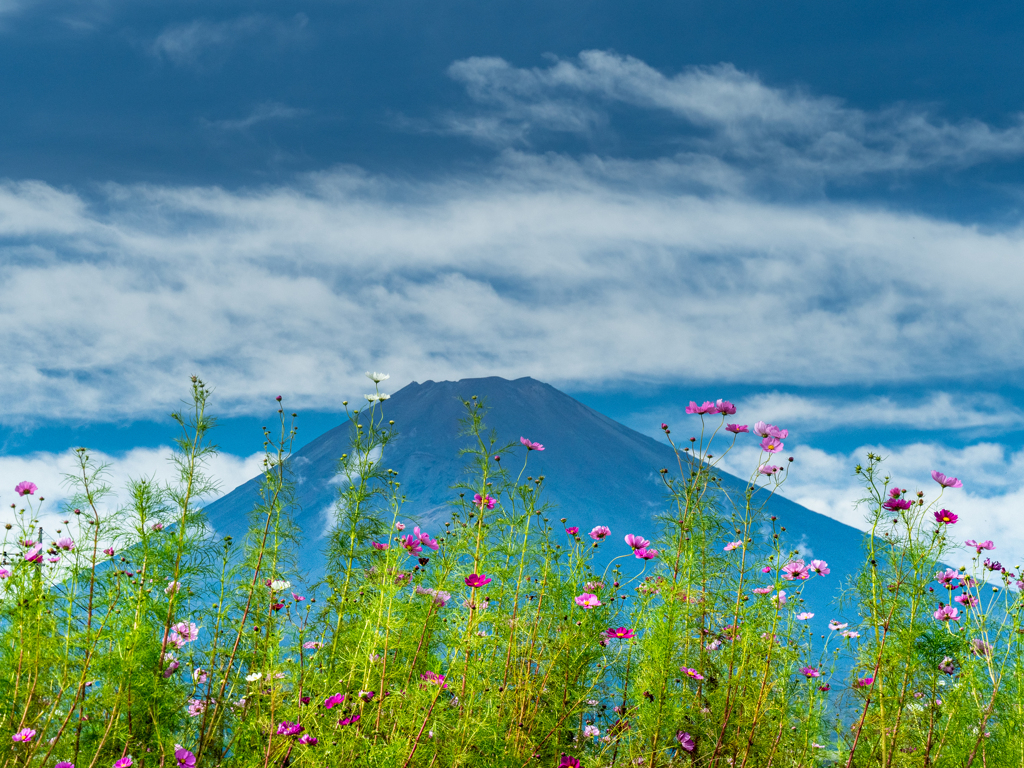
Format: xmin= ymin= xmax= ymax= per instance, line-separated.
xmin=520 ymin=437 xmax=545 ymax=451
xmin=753 ymin=422 xmax=788 ymax=439
xmin=574 ymin=593 xmax=602 ymax=609
xmin=828 ymin=620 xmax=848 ymax=631
xmin=954 ymin=594 xmax=979 ymax=608
xmin=771 ymin=590 xmax=787 ymax=605
xmin=680 ymin=667 xmax=704 ymax=681
xmin=965 ymin=539 xmax=995 ymax=553
xmin=752 ymin=587 xmax=772 ymax=595
xmin=760 ymin=436 xmax=784 ymax=454
xmin=781 ymin=560 xmax=810 ymax=581
xmin=14 ymin=481 xmax=37 ymax=496
xmin=395 ymin=522 xmax=406 ymax=531
xmin=842 ymin=630 xmax=860 ymax=639
xmin=934 ymin=605 xmax=960 ymax=622
xmin=809 ymin=560 xmax=830 ymax=576
xmin=935 ymin=568 xmax=961 ymax=587
xmin=932 ymin=471 xmax=963 ymax=489
xmin=634 ymin=547 xmax=658 ymax=560
xmin=723 ymin=540 xmax=742 ymax=552
xmin=589 ymin=526 xmax=611 ymax=541
xmin=796 ymin=612 xmax=814 ymax=620
xmin=759 ymin=464 xmax=781 ymax=475
xmin=725 ymin=424 xmax=748 ymax=434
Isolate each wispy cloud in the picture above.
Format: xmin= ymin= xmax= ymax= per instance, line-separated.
xmin=205 ymin=101 xmax=309 ymax=132
xmin=445 ymin=51 xmax=1024 ymax=180
xmin=150 ymin=13 xmax=308 ymax=68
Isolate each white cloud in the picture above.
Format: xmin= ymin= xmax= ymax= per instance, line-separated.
xmin=446 ymin=51 xmax=1024 ymax=178
xmin=0 ymin=447 xmax=264 ymax=546
xmin=150 ymin=13 xmax=307 ymax=67
xmin=206 ymin=101 xmax=309 ymax=131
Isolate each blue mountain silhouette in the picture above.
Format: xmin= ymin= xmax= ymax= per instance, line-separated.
xmin=203 ymin=377 xmax=866 ymax=627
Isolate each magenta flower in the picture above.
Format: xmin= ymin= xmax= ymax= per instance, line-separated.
xmin=103 ymin=547 xmax=115 ymax=556
xmin=414 ymin=526 xmax=439 ymax=551
xmin=634 ymin=547 xmax=658 ymax=560
xmin=400 ymin=535 xmax=423 ymax=555
xmin=558 ymin=755 xmax=582 ymax=768
xmin=760 ymin=436 xmax=784 ymax=454
xmin=24 ymin=544 xmax=43 ymax=563
xmin=676 ymin=731 xmax=696 ymax=752
xmin=113 ymin=758 xmax=133 ymax=768
xmin=56 ymin=763 xmax=75 ymax=768
xmin=464 ymin=573 xmax=492 ymax=588
xmin=420 ymin=671 xmax=448 ymax=688
xmin=575 ymin=593 xmax=602 ymax=609
xmin=965 ymin=539 xmax=995 ymax=553
xmin=760 ymin=565 xmax=772 ymax=573
xmin=810 ymin=559 xmax=830 ymax=576
xmin=298 ymin=734 xmax=318 ymax=746
xmin=589 ymin=525 xmax=611 ymax=540
xmin=685 ymin=400 xmax=719 ymax=415
xmin=714 ymin=399 xmax=737 ymax=415
xmin=781 ymin=560 xmax=810 ymax=581
xmin=854 ymin=676 xmax=874 ymax=688
xmin=932 ymin=471 xmax=963 ymax=489
xmin=276 ymin=721 xmax=303 ymax=736
xmin=723 ymin=540 xmax=742 ymax=552
xmin=680 ymin=667 xmax=704 ymax=681
xmin=934 ymin=605 xmax=961 ymax=622
xmin=187 ymin=699 xmax=207 ymax=718
xmin=371 ymin=542 xmax=389 ymax=550
xmin=520 ymin=436 xmax=545 ymax=451
xmin=935 ymin=568 xmax=960 ymax=587
xmin=883 ymin=497 xmax=913 ymax=512
xmin=324 ymin=693 xmax=345 ymax=708
xmin=338 ymin=714 xmax=361 ymax=727
xmin=799 ymin=666 xmax=821 ymax=678
xmin=954 ymin=594 xmax=979 ymax=608
xmin=725 ymin=424 xmax=749 ymax=434
xmin=753 ymin=422 xmax=788 ymax=439
xmin=759 ymin=464 xmax=780 ymax=475
xmin=565 ymin=526 xmax=579 ymax=535
xmin=14 ymin=481 xmax=37 ymax=496
xmin=604 ymin=627 xmax=635 ymax=639
xmin=624 ymin=534 xmax=650 ymax=550
xmin=174 ymin=748 xmax=196 ymax=768
xmin=0 ymin=569 xmax=8 ymax=579
xmin=151 ymin=522 xmax=165 ymax=531
xmin=11 ymin=728 xmax=35 ymax=743
xmin=473 ymin=493 xmax=497 ymax=510
xmin=933 ymin=509 xmax=958 ymax=525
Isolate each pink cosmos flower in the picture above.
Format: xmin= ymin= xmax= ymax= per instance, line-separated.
xmin=760 ymin=436 xmax=784 ymax=454
xmin=965 ymin=539 xmax=995 ymax=553
xmin=954 ymin=594 xmax=979 ymax=608
xmin=604 ymin=627 xmax=635 ymax=639
xmin=723 ymin=541 xmax=742 ymax=552
xmin=558 ymin=756 xmax=582 ymax=768
xmin=625 ymin=534 xmax=650 ymax=550
xmin=464 ymin=573 xmax=492 ymax=588
xmin=759 ymin=464 xmax=780 ymax=476
xmin=395 ymin=522 xmax=406 ymax=531
xmin=714 ymin=399 xmax=737 ymax=415
xmin=324 ymin=693 xmax=345 ymax=709
xmin=400 ymin=535 xmax=423 ymax=555
xmin=752 ymin=587 xmax=772 ymax=595
xmin=276 ymin=721 xmax=303 ymax=736
xmin=47 ymin=556 xmax=60 ymax=563
xmin=171 ymin=622 xmax=200 ymax=643
xmin=187 ymin=699 xmax=206 ymax=717
xmin=772 ymin=590 xmax=787 ymax=604
xmin=24 ymin=544 xmax=43 ymax=563
xmin=854 ymin=676 xmax=874 ymax=688
xmin=809 ymin=559 xmax=829 ymax=576
xmin=676 ymin=732 xmax=695 ymax=752
xmin=781 ymin=560 xmax=810 ymax=581
xmin=932 ymin=471 xmax=963 ymax=489
xmin=589 ymin=526 xmax=611 ymax=541
xmin=935 ymin=568 xmax=960 ymax=587
xmin=151 ymin=522 xmax=165 ymax=532
xmin=11 ymin=728 xmax=35 ymax=743
xmin=56 ymin=763 xmax=74 ymax=768
xmin=583 ymin=725 xmax=600 ymax=738
xmin=634 ymin=547 xmax=658 ymax=560
xmin=799 ymin=667 xmax=821 ymax=678
xmin=0 ymin=569 xmax=8 ymax=579
xmin=575 ymin=593 xmax=602 ymax=609
xmin=413 ymin=526 xmax=439 ymax=551
xmin=302 ymin=641 xmax=323 ymax=649
xmin=565 ymin=526 xmax=579 ymax=535
xmin=420 ymin=671 xmax=448 ymax=688
xmin=473 ymin=493 xmax=497 ymax=510
xmin=298 ymin=735 xmax=318 ymax=746
xmin=934 ymin=509 xmax=958 ymax=525
xmin=520 ymin=436 xmax=545 ymax=451
xmin=371 ymin=542 xmax=389 ymax=551
xmin=104 ymin=547 xmax=115 ymax=556
xmin=883 ymin=497 xmax=913 ymax=512
xmin=753 ymin=422 xmax=788 ymax=439
xmin=680 ymin=667 xmax=704 ymax=681
xmin=57 ymin=537 xmax=75 ymax=550
xmin=828 ymin=620 xmax=848 ymax=631
xmin=760 ymin=565 xmax=772 ymax=573
xmin=796 ymin=612 xmax=814 ymax=620
xmin=842 ymin=630 xmax=860 ymax=639
xmin=174 ymin=747 xmax=196 ymax=768
xmin=113 ymin=758 xmax=133 ymax=768
xmin=934 ymin=605 xmax=961 ymax=622
xmin=15 ymin=481 xmax=37 ymax=496
xmin=685 ymin=401 xmax=719 ymax=415
xmin=725 ymin=424 xmax=749 ymax=434
xmin=338 ymin=714 xmax=361 ymax=727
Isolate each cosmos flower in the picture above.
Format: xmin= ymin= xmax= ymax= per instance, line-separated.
xmin=965 ymin=539 xmax=995 ymax=554
xmin=366 ymin=372 xmax=390 ymax=382
xmin=676 ymin=732 xmax=695 ymax=752
xmin=680 ymin=667 xmax=704 ymax=681
xmin=24 ymin=544 xmax=43 ymax=563
xmin=57 ymin=537 xmax=75 ymax=550
xmin=174 ymin=748 xmax=196 ymax=768
xmin=420 ymin=671 xmax=448 ymax=688
xmin=684 ymin=401 xmax=719 ymax=415
xmin=725 ymin=424 xmax=749 ymax=434
xmin=634 ymin=547 xmax=658 ymax=560
xmin=473 ymin=493 xmax=497 ymax=510
xmin=371 ymin=542 xmax=389 ymax=550
xmin=303 ymin=641 xmax=323 ymax=649
xmin=324 ymin=693 xmax=345 ymax=709
xmin=565 ymin=526 xmax=579 ymax=535
xmin=752 ymin=587 xmax=773 ymax=595
xmin=298 ymin=735 xmax=318 ymax=746
xmin=583 ymin=725 xmax=600 ymax=738
xmin=590 ymin=526 xmax=611 ymax=541
xmin=604 ymin=627 xmax=635 ymax=639
xmin=932 ymin=471 xmax=963 ymax=489
xmin=934 ymin=605 xmax=961 ymax=622
xmin=520 ymin=437 xmax=545 ymax=451
xmin=799 ymin=667 xmax=821 ymax=678
xmin=400 ymin=535 xmax=423 ymax=555
xmin=934 ymin=509 xmax=958 ymax=525
xmin=796 ymin=612 xmax=814 ymax=620
xmin=11 ymin=728 xmax=35 ymax=743
xmin=753 ymin=422 xmax=788 ymax=439
xmin=245 ymin=672 xmax=263 ymax=682
xmin=276 ymin=721 xmax=303 ymax=736
xmin=809 ymin=560 xmax=830 ymax=576
xmin=714 ymin=400 xmax=737 ymax=415
xmin=113 ymin=757 xmax=133 ymax=768
xmin=828 ymin=620 xmax=848 ymax=631
xmin=954 ymin=594 xmax=979 ymax=608
xmin=759 ymin=465 xmax=781 ymax=476
xmin=624 ymin=534 xmax=650 ymax=550
xmin=269 ymin=580 xmax=292 ymax=591
xmin=104 ymin=547 xmax=115 ymax=557
xmin=781 ymin=560 xmax=810 ymax=581
xmin=15 ymin=481 xmax=37 ymax=496
xmin=574 ymin=593 xmax=602 ymax=609
xmin=854 ymin=676 xmax=874 ymax=688
xmin=464 ymin=574 xmax=492 ymax=588
xmin=414 ymin=526 xmax=439 ymax=551
xmin=760 ymin=436 xmax=784 ymax=454
xmin=558 ymin=756 xmax=582 ymax=768
xmin=723 ymin=541 xmax=742 ymax=552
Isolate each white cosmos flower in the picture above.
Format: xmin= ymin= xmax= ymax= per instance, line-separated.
xmin=365 ymin=394 xmax=381 ymax=403
xmin=245 ymin=672 xmax=262 ymax=682
xmin=366 ymin=372 xmax=390 ymax=383
xmin=269 ymin=580 xmax=291 ymax=591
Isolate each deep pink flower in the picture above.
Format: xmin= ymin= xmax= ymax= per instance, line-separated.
xmin=473 ymin=493 xmax=497 ymax=510
xmin=760 ymin=436 xmax=784 ymax=454
xmin=420 ymin=671 xmax=448 ymax=688
xmin=24 ymin=544 xmax=43 ymax=563
xmin=113 ymin=758 xmax=133 ymax=768
xmin=151 ymin=522 xmax=165 ymax=531
xmin=634 ymin=547 xmax=658 ymax=560
xmin=464 ymin=573 xmax=492 ymax=588
xmin=753 ymin=422 xmax=788 ymax=439
xmin=676 ymin=732 xmax=695 ymax=752
xmin=810 ymin=559 xmax=830 ymax=576
xmin=11 ymin=728 xmax=35 ymax=743
xmin=174 ymin=748 xmax=196 ymax=768
xmin=760 ymin=565 xmax=772 ymax=573
xmin=781 ymin=560 xmax=810 ymax=581
xmin=934 ymin=605 xmax=960 ymax=622
xmin=625 ymin=534 xmax=650 ymax=550
xmin=932 ymin=471 xmax=963 ymax=489
xmin=276 ymin=721 xmax=303 ymax=736
xmin=271 ymin=602 xmax=285 ymax=612
xmin=714 ymin=399 xmax=737 ymax=415
xmin=565 ymin=526 xmax=579 ymax=535
xmin=520 ymin=436 xmax=545 ymax=451
xmin=589 ymin=526 xmax=611 ymax=540
xmin=575 ymin=593 xmax=602 ymax=609
xmin=680 ymin=667 xmax=704 ymax=681
xmin=15 ymin=481 xmax=37 ymax=496
xmin=725 ymin=424 xmax=749 ymax=434
xmin=56 ymin=763 xmax=75 ymax=768
xmin=604 ymin=627 xmax=635 ymax=639
xmin=103 ymin=547 xmax=115 ymax=556
xmin=414 ymin=526 xmax=439 ymax=551
xmin=934 ymin=509 xmax=958 ymax=525
xmin=799 ymin=667 xmax=821 ymax=678
xmin=685 ymin=400 xmax=719 ymax=415
xmin=293 ymin=593 xmax=304 ymax=602
xmin=954 ymin=594 xmax=979 ymax=608
xmin=324 ymin=693 xmax=345 ymax=708
xmin=371 ymin=542 xmax=389 ymax=550
xmin=400 ymin=535 xmax=423 ymax=555
xmin=965 ymin=539 xmax=995 ymax=553
xmin=935 ymin=568 xmax=960 ymax=587
xmin=854 ymin=676 xmax=874 ymax=688
xmin=338 ymin=714 xmax=361 ymax=727
xmin=883 ymin=497 xmax=913 ymax=512
xmin=558 ymin=755 xmax=582 ymax=768
xmin=298 ymin=735 xmax=318 ymax=746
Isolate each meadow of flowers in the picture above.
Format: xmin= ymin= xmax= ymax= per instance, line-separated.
xmin=1 ymin=374 xmax=1020 ymax=767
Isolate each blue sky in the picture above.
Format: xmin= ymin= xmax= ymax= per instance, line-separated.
xmin=3 ymin=0 xmax=1024 ymax=565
